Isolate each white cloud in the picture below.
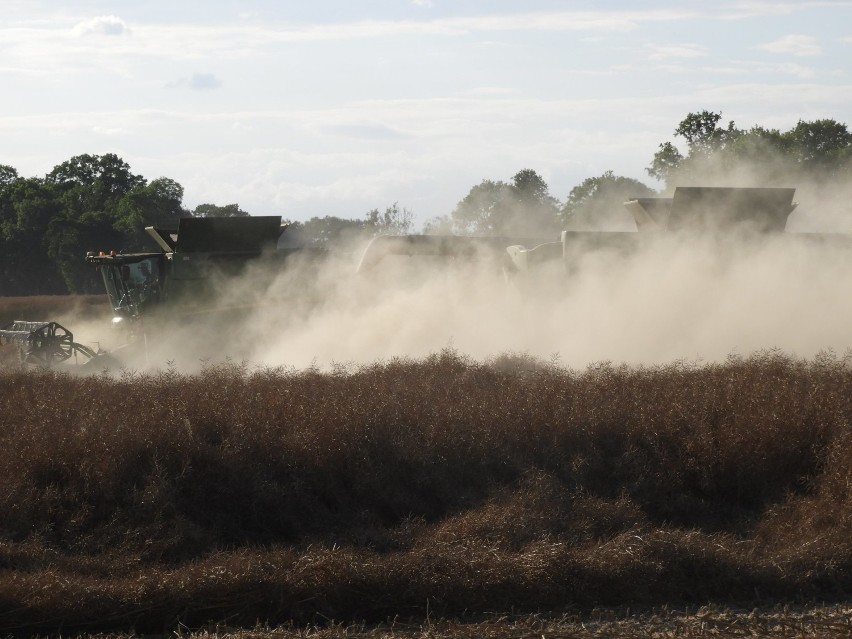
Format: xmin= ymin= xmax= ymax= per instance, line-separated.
xmin=167 ymin=73 xmax=223 ymax=90
xmin=92 ymin=125 xmax=124 ymax=135
xmin=72 ymin=15 xmax=127 ymax=37
xmin=757 ymin=34 xmax=822 ymax=56
xmin=463 ymin=87 xmax=517 ymax=97
xmin=0 ymin=7 xmax=836 ymax=74
xmin=646 ymin=43 xmax=707 ymax=60
xmin=715 ymin=2 xmax=852 ymax=21
xmin=647 ymin=57 xmax=821 ymax=79
xmin=778 ymin=62 xmax=818 ymax=78
xmin=323 ymin=124 xmax=408 ymax=140
xmin=107 ymin=9 xmax=697 ymax=50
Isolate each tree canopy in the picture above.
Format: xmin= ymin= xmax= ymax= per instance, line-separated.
xmin=192 ymin=203 xmax=250 ymax=218
xmin=284 ymin=202 xmax=414 ymax=247
xmin=429 ymin=169 xmax=562 ymax=237
xmin=0 ymin=155 xmax=243 ymax=295
xmin=562 ymin=171 xmax=655 ymax=231
xmin=648 ymin=110 xmax=852 ymax=187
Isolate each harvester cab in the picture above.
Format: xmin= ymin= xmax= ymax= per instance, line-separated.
xmin=86 ymin=215 xmax=287 ymax=330
xmin=95 ymin=252 xmax=164 ymax=322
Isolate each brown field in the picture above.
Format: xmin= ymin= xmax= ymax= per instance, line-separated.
xmin=0 ymin=294 xmax=111 ymax=328
xmin=51 ymin=605 xmax=852 ymax=638
xmin=0 ymin=337 xmax=850 ymax=636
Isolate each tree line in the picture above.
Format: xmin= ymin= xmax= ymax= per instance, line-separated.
xmin=2 ymin=112 xmax=850 ymax=295
xmin=0 ymin=154 xmax=413 ymax=295
xmin=436 ymin=111 xmax=852 ymax=235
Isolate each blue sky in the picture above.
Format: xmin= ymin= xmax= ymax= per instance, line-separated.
xmin=2 ymin=1 xmax=851 ymax=225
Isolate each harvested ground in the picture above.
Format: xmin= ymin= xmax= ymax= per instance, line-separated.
xmin=49 ymin=606 xmax=852 ymax=638
xmin=0 ymin=349 xmax=849 ymax=635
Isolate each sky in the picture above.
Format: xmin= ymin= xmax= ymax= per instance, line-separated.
xmin=2 ymin=1 xmax=852 ymax=227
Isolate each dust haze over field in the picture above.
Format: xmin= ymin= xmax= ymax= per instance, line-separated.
xmin=242 ymin=163 xmax=852 ymax=371
xmin=260 ymin=236 xmax=851 ymax=369
xmin=57 ymin=157 xmax=851 ymax=374
xmin=108 ymin=216 xmax=852 ymax=374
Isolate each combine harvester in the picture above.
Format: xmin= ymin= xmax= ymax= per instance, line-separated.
xmin=85 ymin=215 xmax=296 ymax=325
xmin=80 ymin=215 xmax=321 ymax=367
xmin=3 ymin=216 xmax=313 ymax=368
xmin=503 ymin=186 xmax=852 ymax=273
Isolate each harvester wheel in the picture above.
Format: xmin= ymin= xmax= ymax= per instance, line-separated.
xmin=0 ymin=321 xmax=100 ymax=367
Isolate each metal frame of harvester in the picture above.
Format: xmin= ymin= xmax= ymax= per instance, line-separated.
xmin=0 ymin=320 xmax=99 ymax=366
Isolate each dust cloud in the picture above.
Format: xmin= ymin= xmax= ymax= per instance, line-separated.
xmin=264 ymin=236 xmax=851 ymax=370
xmin=66 ymin=160 xmax=852 ymax=374
xmin=100 ymin=222 xmax=852 ymax=374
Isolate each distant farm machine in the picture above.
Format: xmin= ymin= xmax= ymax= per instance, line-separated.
xmin=0 ymin=186 xmax=846 ymax=368
xmin=503 ymin=186 xmax=840 ymax=271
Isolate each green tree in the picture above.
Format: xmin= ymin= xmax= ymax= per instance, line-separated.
xmin=0 ymin=176 xmax=65 ymax=295
xmin=448 ymin=179 xmax=514 ymax=235
xmin=115 ymin=178 xmax=188 ymax=249
xmin=0 ymin=156 xmax=197 ymax=294
xmin=41 ymin=154 xmax=150 ymax=291
xmin=647 ymin=141 xmax=684 ymax=183
xmin=648 ymin=111 xmax=852 ymax=186
xmin=513 ymin=168 xmax=551 ymax=202
xmin=647 ymin=110 xmax=742 ymax=183
xmin=192 ymin=203 xmax=250 ymax=218
xmin=673 ymin=110 xmax=740 ymax=154
xmin=5 ymin=177 xmax=57 ymax=234
xmin=284 ymin=203 xmax=416 ymax=246
xmin=364 ymin=202 xmax=413 ymax=235
xmin=285 ymin=215 xmax=365 ymax=246
xmin=510 ymin=168 xmax=561 ymax=235
xmin=442 ymin=169 xmax=560 ymax=236
xmin=0 ymin=165 xmax=18 ymax=187
xmin=45 ymin=218 xmax=93 ymax=293
xmin=562 ymin=171 xmax=656 ymax=230
xmin=47 ymin=153 xmax=145 ymax=218
xmin=784 ymin=119 xmax=852 ymax=173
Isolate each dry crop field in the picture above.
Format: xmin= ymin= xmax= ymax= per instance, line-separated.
xmin=0 ymin=296 xmax=850 ymax=637
xmin=0 ymin=294 xmax=110 ymax=328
